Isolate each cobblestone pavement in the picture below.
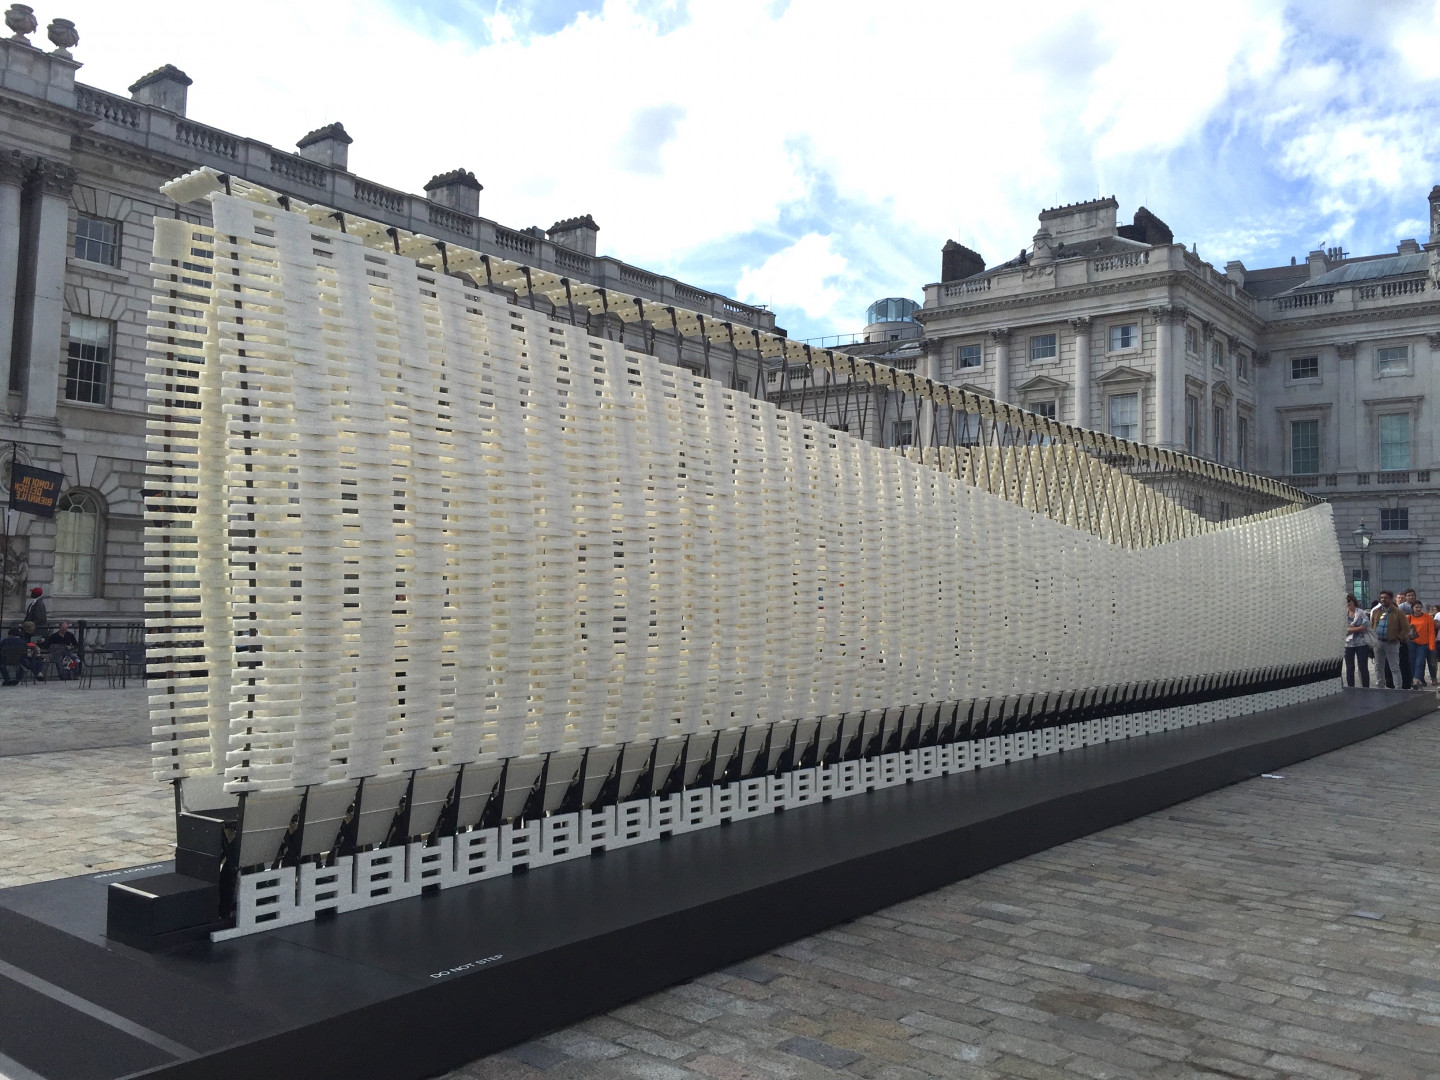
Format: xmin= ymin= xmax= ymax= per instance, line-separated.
xmin=2 ymin=690 xmax=1438 ymax=1079
xmin=452 ymin=711 xmax=1440 ymax=1080
xmin=0 ymin=684 xmax=167 ymax=886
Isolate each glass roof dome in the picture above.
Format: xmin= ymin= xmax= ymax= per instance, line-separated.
xmin=865 ymin=297 xmax=919 ymax=324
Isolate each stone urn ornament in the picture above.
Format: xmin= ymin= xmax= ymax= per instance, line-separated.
xmin=5 ymin=4 xmax=37 ymax=41
xmin=46 ymin=16 xmax=76 ymax=55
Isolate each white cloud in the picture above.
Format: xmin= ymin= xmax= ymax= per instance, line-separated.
xmin=736 ymin=234 xmax=849 ymax=323
xmin=51 ymin=0 xmax=1440 ymax=336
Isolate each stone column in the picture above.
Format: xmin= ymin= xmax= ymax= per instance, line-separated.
xmin=1068 ymin=316 xmax=1091 ymax=428
xmin=989 ymin=327 xmax=1011 ymax=404
xmin=22 ymin=160 xmax=75 ymax=423
xmin=918 ymin=338 xmax=938 ymax=448
xmin=1149 ymin=305 xmax=1184 ymax=448
xmin=1201 ymin=324 xmax=1214 ymax=459
xmin=1337 ymin=341 xmax=1358 ymax=472
xmin=0 ymin=149 xmax=28 ymax=402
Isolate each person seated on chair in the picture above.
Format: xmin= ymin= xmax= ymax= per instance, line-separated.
xmin=22 ymin=639 xmax=44 ymax=682
xmin=0 ymin=627 xmax=26 ymax=686
xmin=44 ymin=622 xmax=80 ymax=680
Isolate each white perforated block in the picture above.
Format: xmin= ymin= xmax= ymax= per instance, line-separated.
xmin=214 ymin=867 xmax=307 ymax=940
xmin=298 ymin=857 xmax=351 ymax=914
xmin=339 ymin=847 xmax=418 ymax=912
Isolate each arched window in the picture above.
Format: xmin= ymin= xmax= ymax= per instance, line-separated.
xmin=54 ymin=490 xmax=104 ymax=597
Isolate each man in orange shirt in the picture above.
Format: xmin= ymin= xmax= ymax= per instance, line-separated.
xmin=1409 ymin=602 xmax=1436 ymax=689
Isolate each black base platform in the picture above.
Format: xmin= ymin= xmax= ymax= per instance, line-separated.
xmin=1 ymin=688 xmax=1431 ymax=1080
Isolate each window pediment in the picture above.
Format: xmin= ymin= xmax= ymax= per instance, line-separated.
xmin=1016 ymin=374 xmax=1068 ymax=394
xmin=1095 ymin=365 xmax=1150 ymax=386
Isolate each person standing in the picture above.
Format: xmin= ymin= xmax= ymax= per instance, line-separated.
xmin=1396 ymin=590 xmax=1414 ymax=688
xmin=22 ymin=587 xmax=46 ymax=635
xmin=1409 ymin=602 xmax=1435 ymax=689
xmin=1433 ymin=605 xmax=1440 ymax=685
xmin=1371 ymin=591 xmax=1410 ymax=689
xmin=1344 ymin=595 xmax=1370 ymax=688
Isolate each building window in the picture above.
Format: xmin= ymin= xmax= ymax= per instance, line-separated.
xmin=1192 ymin=495 xmax=1204 ymax=516
xmin=1108 ymin=324 xmax=1137 ymax=351
xmin=1376 ymin=345 xmax=1410 ymax=375
xmin=1185 ymin=394 xmax=1199 ymax=454
xmin=891 ymin=419 xmax=912 ymax=448
xmin=1290 ymin=419 xmax=1319 ymax=475
xmin=1029 ymin=334 xmax=1057 ymax=362
xmin=1108 ymin=393 xmax=1138 ymax=441
xmin=735 ymin=376 xmax=749 ymax=394
xmin=1291 ymin=356 xmax=1319 ymax=380
xmin=1237 ymin=415 xmax=1249 ymax=470
xmin=73 ymin=214 xmax=120 ymax=267
xmin=957 ymin=343 xmax=982 ymax=369
xmin=1184 ymin=326 xmax=1198 ymax=354
xmin=1212 ymin=405 xmax=1226 ymax=461
xmin=1378 ymin=413 xmax=1411 ymax=471
xmin=64 ymin=316 xmax=112 ymax=406
xmin=1236 ymin=351 xmax=1248 ymax=381
xmin=1210 ymin=340 xmax=1224 ymax=368
xmin=1030 ymin=400 xmax=1056 ymax=420
xmin=1378 ymin=553 xmax=1412 ymax=597
xmin=1219 ymin=500 xmax=1231 ymax=520
xmin=54 ymin=490 xmax=103 ymax=597
xmin=1379 ymin=508 xmax=1409 ymax=532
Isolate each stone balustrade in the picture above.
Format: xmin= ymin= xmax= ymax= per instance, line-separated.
xmin=923 ymin=244 xmax=1256 ymax=311
xmin=1289 ymin=469 xmax=1433 ymax=491
xmin=1271 ymin=277 xmax=1431 ymax=316
xmin=1092 ymin=251 xmax=1148 ymax=272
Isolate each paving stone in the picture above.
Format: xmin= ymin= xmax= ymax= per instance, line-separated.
xmin=504 ymin=1042 xmax=574 ymax=1070
xmin=776 ymin=1036 xmax=863 ymax=1069
xmin=724 ymin=962 xmax=782 ymax=985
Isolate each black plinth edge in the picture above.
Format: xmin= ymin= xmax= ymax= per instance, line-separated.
xmin=0 ymin=689 xmax=1430 ymax=1080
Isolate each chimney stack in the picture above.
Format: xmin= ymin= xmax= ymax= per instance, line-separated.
xmin=548 ymin=215 xmax=599 ymax=257
xmin=940 ymin=240 xmax=985 ymax=283
xmin=296 ymin=122 xmax=352 ymax=171
xmin=423 ymin=169 xmax=482 ymax=217
xmin=128 ymin=64 xmax=191 ymax=116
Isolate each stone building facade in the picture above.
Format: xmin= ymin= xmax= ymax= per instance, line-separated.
xmin=0 ymin=24 xmax=777 ymax=625
xmin=916 ymin=193 xmax=1440 ymax=602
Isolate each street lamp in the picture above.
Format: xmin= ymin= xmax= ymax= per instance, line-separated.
xmin=1352 ymin=521 xmax=1372 ymax=604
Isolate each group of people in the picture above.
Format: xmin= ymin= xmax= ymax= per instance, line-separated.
xmin=0 ymin=587 xmax=81 ymax=685
xmin=1344 ymin=588 xmax=1439 ymax=690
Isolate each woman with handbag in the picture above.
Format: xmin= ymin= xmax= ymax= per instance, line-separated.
xmin=1345 ymin=594 xmax=1371 ymax=688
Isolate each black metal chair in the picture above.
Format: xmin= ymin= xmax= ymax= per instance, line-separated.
xmin=122 ymin=642 xmax=146 ymax=684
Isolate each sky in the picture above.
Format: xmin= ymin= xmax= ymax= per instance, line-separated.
xmin=54 ymin=0 xmax=1440 ymax=340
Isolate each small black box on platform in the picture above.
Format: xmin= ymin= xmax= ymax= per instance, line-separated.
xmin=106 ymin=872 xmax=219 ymax=951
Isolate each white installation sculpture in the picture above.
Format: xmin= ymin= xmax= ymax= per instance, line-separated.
xmin=145 ymin=170 xmax=1343 ymax=937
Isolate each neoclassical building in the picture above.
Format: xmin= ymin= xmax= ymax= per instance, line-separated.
xmin=915 ymin=193 xmax=1440 ymax=601
xmin=0 ymin=25 xmax=776 ymax=625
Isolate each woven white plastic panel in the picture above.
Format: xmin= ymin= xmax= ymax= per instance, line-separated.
xmin=147 ymin=186 xmax=1342 ymax=793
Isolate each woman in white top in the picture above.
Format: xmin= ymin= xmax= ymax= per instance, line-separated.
xmin=1344 ymin=594 xmax=1370 ymax=688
